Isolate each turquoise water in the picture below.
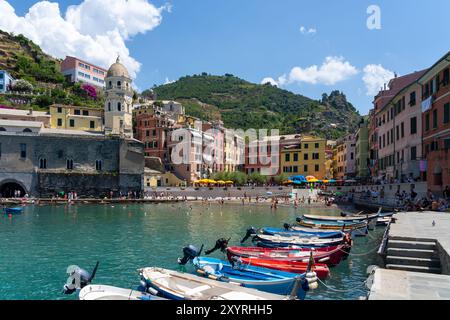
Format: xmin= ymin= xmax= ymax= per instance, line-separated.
xmin=0 ymin=203 xmax=384 ymax=300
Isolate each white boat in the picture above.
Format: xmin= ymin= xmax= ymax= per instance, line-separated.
xmin=139 ymin=267 xmax=293 ymax=300
xmin=79 ymin=284 xmax=166 ymax=300
xmin=255 ymin=234 xmax=344 ymax=247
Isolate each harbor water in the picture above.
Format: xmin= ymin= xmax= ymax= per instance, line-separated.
xmin=0 ymin=203 xmax=385 ymax=300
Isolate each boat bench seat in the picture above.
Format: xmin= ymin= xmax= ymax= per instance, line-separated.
xmin=183 ymin=285 xmax=211 ymax=297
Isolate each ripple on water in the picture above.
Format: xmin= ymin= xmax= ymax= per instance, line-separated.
xmin=0 ymin=203 xmax=384 ymax=300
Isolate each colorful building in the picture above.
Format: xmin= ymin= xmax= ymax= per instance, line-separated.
xmin=333 ymin=133 xmax=356 ymax=180
xmin=419 ymin=51 xmax=450 ymax=194
xmin=49 ymin=104 xmax=103 ymax=132
xmin=369 ymin=70 xmax=427 ymax=182
xmin=134 ymin=104 xmax=176 ymax=160
xmin=61 ymin=56 xmax=107 ymax=88
xmin=280 ymin=135 xmax=326 ymax=180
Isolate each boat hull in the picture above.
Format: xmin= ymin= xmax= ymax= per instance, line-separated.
xmin=261 ymin=227 xmax=343 ymax=239
xmin=140 ymin=267 xmax=290 ymax=300
xmin=192 ymin=257 xmax=303 ymax=296
xmin=226 ymin=245 xmax=349 ymax=266
xmin=234 ymin=257 xmax=330 ymax=279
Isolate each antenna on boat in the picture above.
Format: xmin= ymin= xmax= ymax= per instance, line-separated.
xmin=305 ymin=251 xmax=318 ymax=290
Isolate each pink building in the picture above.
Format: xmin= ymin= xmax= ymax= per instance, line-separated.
xmin=375 ymin=70 xmax=427 ymax=182
xmin=61 ymin=56 xmax=107 ymax=88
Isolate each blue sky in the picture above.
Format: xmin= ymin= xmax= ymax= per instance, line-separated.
xmin=4 ymin=0 xmax=450 ymax=115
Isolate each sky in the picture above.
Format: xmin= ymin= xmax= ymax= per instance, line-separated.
xmin=1 ymin=0 xmax=449 ymax=115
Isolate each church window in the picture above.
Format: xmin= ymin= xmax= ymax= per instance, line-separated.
xmin=118 ymin=102 xmax=121 ymax=111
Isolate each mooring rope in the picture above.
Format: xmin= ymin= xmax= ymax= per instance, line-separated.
xmin=338 ymin=245 xmax=380 ymax=256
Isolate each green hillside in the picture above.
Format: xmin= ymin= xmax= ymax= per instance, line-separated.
xmin=147 ymin=74 xmax=362 ymax=139
xmin=0 ymin=29 xmax=103 ymax=110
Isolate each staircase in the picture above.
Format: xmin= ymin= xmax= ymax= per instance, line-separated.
xmin=385 ymin=238 xmax=442 ymax=274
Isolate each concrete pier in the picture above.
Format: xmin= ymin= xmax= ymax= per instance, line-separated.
xmin=368 ymin=211 xmax=450 ymax=299
xmin=368 ymin=268 xmax=450 ymax=300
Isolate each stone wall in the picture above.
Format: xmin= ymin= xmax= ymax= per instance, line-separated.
xmin=0 ymin=133 xmax=144 ymax=197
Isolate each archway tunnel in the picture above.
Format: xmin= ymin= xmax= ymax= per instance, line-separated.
xmin=0 ymin=182 xmax=26 ymax=198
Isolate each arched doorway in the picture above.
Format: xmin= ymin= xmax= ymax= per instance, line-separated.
xmin=0 ymin=180 xmax=27 ymax=198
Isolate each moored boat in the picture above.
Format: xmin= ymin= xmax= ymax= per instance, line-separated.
xmin=254 ymin=234 xmax=345 ymax=248
xmin=3 ymin=207 xmax=23 ymax=215
xmin=297 ymin=218 xmax=368 ymax=234
xmin=302 ymin=208 xmax=380 ymax=222
xmin=261 ymin=227 xmax=344 ymax=239
xmin=192 ymin=256 xmax=306 ymax=297
xmin=226 ymin=243 xmax=350 ymax=266
xmin=139 ymin=267 xmax=297 ymax=300
xmin=233 ymin=257 xmax=330 ymax=279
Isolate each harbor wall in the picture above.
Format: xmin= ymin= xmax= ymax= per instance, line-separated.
xmin=0 ymin=134 xmax=144 ymax=197
xmin=328 ymin=182 xmax=428 ymax=209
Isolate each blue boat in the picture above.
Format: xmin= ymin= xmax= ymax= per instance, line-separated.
xmin=3 ymin=207 xmax=23 ymax=215
xmin=192 ymin=256 xmax=307 ymax=298
xmin=261 ymin=227 xmax=344 ymax=239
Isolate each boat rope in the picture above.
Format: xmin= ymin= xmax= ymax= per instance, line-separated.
xmin=316 ymin=277 xmax=367 ymax=293
xmin=338 ymin=245 xmax=380 ymax=256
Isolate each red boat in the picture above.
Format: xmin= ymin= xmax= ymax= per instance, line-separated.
xmin=226 ymin=243 xmax=350 ymax=267
xmin=232 ymin=256 xmax=330 ymax=279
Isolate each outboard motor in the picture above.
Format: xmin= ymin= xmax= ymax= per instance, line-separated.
xmin=240 ymin=227 xmax=257 ymax=244
xmin=62 ymin=261 xmax=99 ymax=295
xmin=283 ymin=223 xmax=292 ymax=231
xmin=205 ymin=238 xmax=230 ymax=255
xmin=295 ymin=216 xmax=302 ymax=223
xmin=229 ymin=256 xmax=243 ymax=269
xmin=177 ymin=244 xmax=204 ymax=265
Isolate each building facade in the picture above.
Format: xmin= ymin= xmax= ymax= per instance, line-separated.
xmin=355 ymin=118 xmax=369 ymax=179
xmin=61 ymin=56 xmax=107 ymax=88
xmin=0 ymin=122 xmax=144 ymax=197
xmin=369 ymin=70 xmax=428 ymax=182
xmin=419 ymin=52 xmax=450 ymax=193
xmin=279 ymin=135 xmax=326 ymax=179
xmin=0 ymin=108 xmax=51 ymax=127
xmin=49 ymin=104 xmax=103 ymax=132
xmin=333 ymin=133 xmax=356 ymax=180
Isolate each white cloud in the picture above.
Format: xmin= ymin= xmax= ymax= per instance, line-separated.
xmin=260 ymin=77 xmax=278 ymax=86
xmin=300 ymin=26 xmax=317 ymax=35
xmin=362 ymin=64 xmax=395 ymax=96
xmin=0 ymin=0 xmax=169 ymax=79
xmin=270 ymin=56 xmax=358 ymax=87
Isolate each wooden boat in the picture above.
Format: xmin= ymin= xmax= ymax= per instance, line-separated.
xmin=192 ymin=257 xmax=304 ymax=296
xmin=234 ymin=257 xmax=330 ymax=279
xmin=261 ymin=227 xmax=344 ymax=239
xmin=139 ymin=267 xmax=292 ymax=300
xmin=3 ymin=207 xmax=23 ymax=214
xmin=79 ymin=284 xmax=166 ymax=300
xmin=302 ymin=208 xmax=380 ymax=222
xmin=226 ymin=244 xmax=350 ymax=266
xmin=254 ymin=234 xmax=344 ymax=248
xmin=298 ymin=218 xmax=368 ymax=231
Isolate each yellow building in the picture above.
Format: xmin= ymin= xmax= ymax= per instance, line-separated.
xmin=50 ymin=104 xmax=104 ymax=132
xmin=144 ymin=168 xmax=186 ymax=188
xmin=280 ymin=135 xmax=326 ymax=179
